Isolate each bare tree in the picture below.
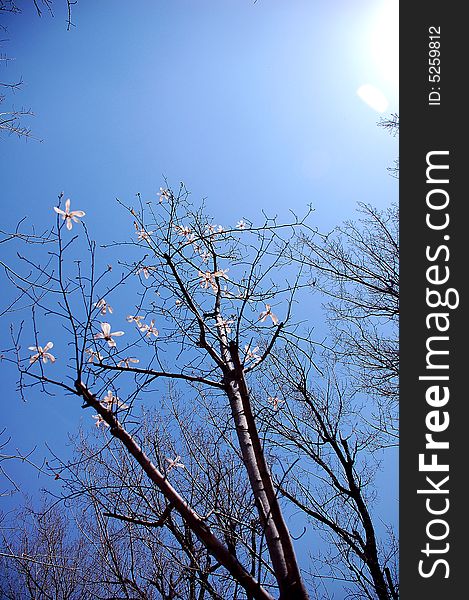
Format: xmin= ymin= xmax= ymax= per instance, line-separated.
xmin=0 ymin=502 xmax=96 ymax=599
xmin=0 ymin=1 xmax=77 ymax=29
xmin=0 ymin=0 xmax=78 ymax=140
xmin=0 ymin=51 xmax=36 ymax=140
xmin=55 ymin=399 xmax=274 ymax=600
xmin=2 ymin=186 xmax=313 ymax=599
xmin=294 ymin=116 xmax=399 ymax=442
xmin=1 ymin=2 xmax=35 ymax=139
xmin=378 ymin=114 xmax=399 ymax=178
xmin=1 ymin=184 xmax=398 ymax=599
xmin=0 ymin=397 xmax=277 ymax=600
xmin=296 ymin=202 xmax=399 ymax=444
xmin=255 ymin=341 xmax=398 ymax=600
xmin=0 ymin=430 xmax=22 ymax=497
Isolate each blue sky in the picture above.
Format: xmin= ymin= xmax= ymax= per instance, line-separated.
xmin=1 ymin=0 xmax=398 ymax=576
xmin=2 ymin=0 xmax=398 ymax=231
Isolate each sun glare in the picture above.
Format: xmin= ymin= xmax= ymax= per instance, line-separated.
xmin=357 ymin=84 xmax=389 ymax=113
xmin=356 ymin=0 xmax=398 ymax=112
xmin=370 ymin=0 xmax=399 ymax=87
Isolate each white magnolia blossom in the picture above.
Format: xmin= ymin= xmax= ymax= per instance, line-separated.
xmin=127 ymin=315 xmax=144 ymax=326
xmin=198 ymin=271 xmax=214 ymax=290
xmin=95 ymin=298 xmax=113 ymax=315
xmin=205 ymin=224 xmax=224 ymax=235
xmin=94 ymin=322 xmax=125 ymax=347
xmin=118 ymin=357 xmax=140 ymax=368
xmin=268 ymin=396 xmax=284 ymax=410
xmin=165 ymin=455 xmax=185 ymax=472
xmin=244 ymin=344 xmax=261 ymax=363
xmin=140 ymin=319 xmax=159 ymax=338
xmin=85 ymin=348 xmax=104 ymax=363
xmin=259 ymin=304 xmax=279 ymax=326
xmin=236 ymin=220 xmax=247 ymax=229
xmin=92 ymin=414 xmax=109 ymax=428
xmin=136 ymin=266 xmax=152 ymax=279
xmin=157 ymin=187 xmax=170 ymax=202
xmin=134 ymin=222 xmax=153 ymax=241
xmin=174 ymin=225 xmax=196 ymax=246
xmin=53 ymin=199 xmax=85 ymax=230
xmin=29 ymin=342 xmax=55 ymax=364
xmin=174 ymin=225 xmax=193 ymax=238
xmin=198 ymin=269 xmax=229 ymax=291
xmin=101 ymin=390 xmax=129 ymax=410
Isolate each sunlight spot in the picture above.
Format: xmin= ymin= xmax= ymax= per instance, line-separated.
xmin=356 ymin=84 xmax=389 ymax=113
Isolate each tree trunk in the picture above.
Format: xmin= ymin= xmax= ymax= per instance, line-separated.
xmin=75 ymin=380 xmax=275 ymax=600
xmin=223 ymin=343 xmax=310 ymax=600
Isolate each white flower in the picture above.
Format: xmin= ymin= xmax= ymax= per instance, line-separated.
xmin=174 ymin=225 xmax=196 ymax=246
xmin=92 ymin=414 xmax=109 ymax=428
xmin=157 ymin=187 xmax=170 ymax=203
xmin=205 ymin=224 xmax=224 ymax=235
xmin=94 ymin=322 xmax=125 ymax=348
xmin=53 ymin=199 xmax=85 ymax=230
xmin=244 ymin=344 xmax=261 ymax=363
xmin=29 ymin=342 xmax=56 ymax=364
xmin=95 ymin=299 xmax=113 ymax=315
xmin=134 ymin=222 xmax=153 ymax=241
xmin=101 ymin=390 xmax=129 ymax=410
xmin=236 ymin=220 xmax=246 ymax=229
xmin=199 ymin=270 xmax=214 ymax=289
xmin=118 ymin=357 xmax=140 ymax=368
xmin=198 ymin=269 xmax=229 ymax=291
xmin=140 ymin=319 xmax=159 ymax=338
xmin=215 ymin=269 xmax=229 ymax=278
xmin=127 ymin=315 xmax=144 ymax=326
xmin=174 ymin=225 xmax=193 ymax=238
xmin=136 ymin=266 xmax=152 ymax=279
xmin=175 ymin=299 xmax=183 ymax=307
xmin=165 ymin=455 xmax=185 ymax=472
xmin=259 ymin=304 xmax=279 ymax=326
xmin=268 ymin=396 xmax=284 ymax=410
xmin=85 ymin=348 xmax=104 ymax=363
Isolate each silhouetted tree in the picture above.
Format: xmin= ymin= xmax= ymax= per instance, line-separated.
xmin=1 ymin=184 xmax=398 ymax=599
